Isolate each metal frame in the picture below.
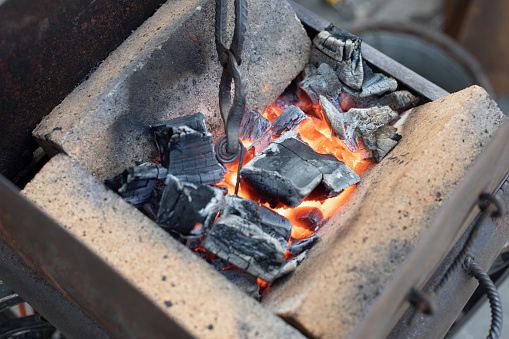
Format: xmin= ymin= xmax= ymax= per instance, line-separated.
xmin=0 ymin=3 xmax=506 ymax=338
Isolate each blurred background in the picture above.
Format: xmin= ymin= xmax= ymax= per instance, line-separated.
xmin=294 ymin=0 xmax=509 ymax=116
xmin=293 ymin=0 xmax=509 ymax=337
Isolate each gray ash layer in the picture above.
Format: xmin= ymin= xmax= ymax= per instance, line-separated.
xmin=240 ymin=135 xmax=360 ymax=208
xmin=344 ymin=106 xmax=399 ymax=150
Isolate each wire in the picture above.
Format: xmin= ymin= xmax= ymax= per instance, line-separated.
xmin=465 ymin=257 xmax=503 ymax=339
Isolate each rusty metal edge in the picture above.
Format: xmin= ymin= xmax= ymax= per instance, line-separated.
xmin=288 ymin=0 xmax=450 ymax=101
xmin=0 ymin=176 xmax=194 ymax=339
xmin=388 ymin=178 xmax=509 ymax=338
xmin=352 ymin=121 xmax=509 ymax=339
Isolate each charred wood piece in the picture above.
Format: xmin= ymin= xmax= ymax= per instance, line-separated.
xmin=271 ymin=105 xmax=308 ymax=138
xmin=362 ymin=125 xmax=401 ymax=162
xmin=319 ymin=95 xmax=346 ymax=140
xmin=343 ymin=63 xmax=398 ymax=98
xmin=289 ymin=234 xmax=320 ymax=255
xmin=105 ymin=163 xmax=167 ymax=207
xmin=157 ymin=175 xmax=225 ymax=237
xmin=344 ymin=106 xmax=399 ymax=150
xmin=379 ymin=90 xmax=420 ymax=111
xmin=221 ymin=195 xmax=292 ymax=248
xmin=239 ymin=109 xmax=270 ymax=141
xmin=311 ymin=24 xmax=364 ymax=90
xmin=151 ymin=112 xmax=207 ymax=168
xmin=167 ymin=126 xmax=224 ymax=185
xmin=247 ymin=129 xmax=272 ymax=156
xmin=139 ymin=184 xmax=165 ymax=221
xmin=339 ymin=90 xmax=379 ymax=111
xmin=299 ymin=63 xmax=342 ymax=104
xmin=240 ymin=135 xmax=360 ymax=208
xmin=278 ymin=251 xmax=308 ymax=278
xmin=200 ymin=214 xmax=286 ymax=282
xmin=220 ymin=267 xmax=260 ymax=299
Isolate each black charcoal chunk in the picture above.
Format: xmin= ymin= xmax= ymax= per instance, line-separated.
xmin=271 ymin=105 xmax=308 ymax=138
xmin=289 ymin=234 xmax=320 ymax=255
xmin=299 ymin=63 xmax=342 ymax=104
xmin=362 ymin=125 xmax=401 ymax=162
xmin=157 ymin=175 xmax=225 ymax=236
xmin=344 ymin=106 xmax=399 ymax=151
xmin=151 ymin=112 xmax=207 ymax=167
xmin=240 ymin=135 xmax=360 ymax=208
xmin=222 ymin=195 xmax=292 ymax=247
xmin=220 ymin=267 xmax=259 ymax=299
xmin=311 ymin=24 xmax=364 ymax=90
xmin=167 ymin=126 xmax=224 ymax=185
xmin=379 ymin=90 xmax=420 ymax=111
xmin=139 ymin=184 xmax=165 ymax=221
xmin=200 ymin=214 xmax=286 ymax=282
xmin=240 ymin=109 xmax=270 ymax=141
xmin=319 ymin=95 xmax=346 ymax=139
xmin=105 ymin=163 xmax=168 ymax=207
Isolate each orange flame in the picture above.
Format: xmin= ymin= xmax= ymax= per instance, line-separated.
xmin=215 ymin=92 xmax=372 ymax=290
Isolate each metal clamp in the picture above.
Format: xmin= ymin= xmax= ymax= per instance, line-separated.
xmin=215 ymin=0 xmax=248 ymax=159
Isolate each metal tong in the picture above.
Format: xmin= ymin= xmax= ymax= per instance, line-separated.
xmin=214 ymin=0 xmax=247 ymax=163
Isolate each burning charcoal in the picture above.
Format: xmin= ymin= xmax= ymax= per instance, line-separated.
xmin=157 ymin=175 xmax=225 ymax=236
xmin=221 ymin=195 xmax=292 ymax=248
xmin=362 ymin=125 xmax=401 ymax=162
xmin=151 ymin=112 xmax=207 ymax=168
xmin=240 ymin=135 xmax=360 ymax=208
xmin=220 ymin=267 xmax=259 ymax=299
xmin=247 ymin=129 xmax=272 ymax=155
xmin=344 ymin=106 xmax=399 ymax=150
xmin=289 ymin=234 xmax=320 ymax=255
xmin=167 ymin=126 xmax=224 ymax=185
xmin=311 ymin=24 xmax=364 ymax=90
xmin=319 ymin=95 xmax=346 ymax=140
xmin=271 ymin=105 xmax=308 ymax=138
xmin=105 ymin=163 xmax=168 ymax=207
xmin=299 ymin=63 xmax=342 ymax=104
xmin=239 ymin=109 xmax=270 ymax=141
xmin=379 ymin=90 xmax=420 ymax=111
xmin=200 ymin=214 xmax=286 ymax=282
xmin=291 ymin=206 xmax=324 ymax=231
xmin=339 ymin=90 xmax=378 ymax=111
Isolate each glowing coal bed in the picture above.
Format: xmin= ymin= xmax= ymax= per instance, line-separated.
xmin=104 ymin=25 xmax=421 ymax=299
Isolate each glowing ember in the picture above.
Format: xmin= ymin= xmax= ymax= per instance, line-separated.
xmin=217 ymin=91 xmax=372 ymax=275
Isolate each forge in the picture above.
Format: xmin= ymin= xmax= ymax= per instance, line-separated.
xmin=1 ymin=1 xmax=509 ymax=339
